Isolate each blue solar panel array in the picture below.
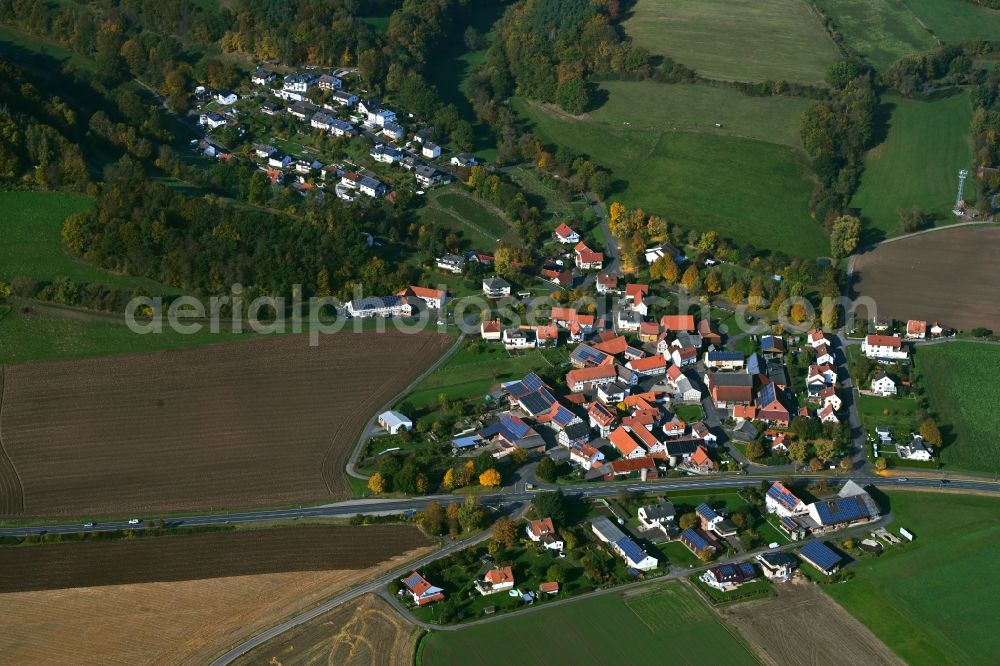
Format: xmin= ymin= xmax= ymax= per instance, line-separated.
xmin=571 ymin=344 xmax=608 ymax=366
xmin=812 ymin=497 xmax=870 ymax=525
xmin=761 ymin=335 xmax=782 ymax=351
xmin=551 ymin=405 xmax=577 ymax=427
xmin=767 ymin=483 xmax=802 ymax=511
xmin=614 ymin=537 xmax=650 ymax=565
xmin=799 ymin=540 xmax=842 ymax=570
xmin=403 ymin=573 xmax=422 ymax=588
xmin=746 ymin=353 xmax=762 ymax=375
xmin=696 ymin=503 xmax=719 ymax=521
xmin=758 ymin=382 xmax=777 ymax=406
xmin=707 ymin=351 xmax=744 ymax=361
xmin=500 ymin=414 xmax=530 ymax=439
xmin=682 ymin=528 xmax=711 ymax=551
xmin=508 ymin=372 xmax=544 ymax=399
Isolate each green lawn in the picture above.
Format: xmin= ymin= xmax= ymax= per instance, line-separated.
xmin=851 ymin=92 xmax=973 ymax=241
xmin=811 ymin=0 xmax=935 ymax=72
xmin=625 ymin=0 xmax=840 ymax=84
xmin=399 ymin=343 xmax=555 ymax=410
xmin=0 ymin=191 xmax=173 ymax=292
xmin=822 ymin=491 xmax=1000 ymax=664
xmin=916 ymin=343 xmax=1000 ymax=474
xmin=433 ymin=191 xmax=516 ymax=244
xmin=420 ymin=581 xmax=756 ymax=665
xmin=856 ymin=393 xmax=919 ymax=436
xmin=0 ymin=305 xmax=257 ymax=365
xmin=901 ymin=0 xmax=1000 ymax=44
xmin=589 ymin=81 xmax=810 ymax=149
xmin=514 ymin=98 xmax=828 ymax=258
xmin=0 ymin=24 xmax=100 ymax=72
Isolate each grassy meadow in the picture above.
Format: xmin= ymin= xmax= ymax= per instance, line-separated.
xmin=625 ymin=0 xmax=840 ymax=84
xmin=0 ymin=191 xmax=175 ymax=292
xmin=811 ymin=0 xmax=934 ymax=72
xmin=823 ymin=491 xmax=1000 ymax=664
xmin=916 ymin=343 xmax=1000 ymax=473
xmin=901 ymin=0 xmax=1000 ymax=44
xmin=514 ymin=95 xmax=829 ymax=258
xmin=0 ymin=305 xmax=255 ymax=365
xmin=420 ymin=582 xmax=756 ymax=665
xmin=851 ymin=92 xmax=973 ymax=241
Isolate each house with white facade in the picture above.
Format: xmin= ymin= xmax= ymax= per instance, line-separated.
xmin=862 ymin=335 xmax=908 ymax=361
xmin=870 ymin=371 xmax=897 ymax=396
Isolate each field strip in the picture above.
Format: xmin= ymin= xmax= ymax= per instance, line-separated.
xmin=429 ymin=203 xmax=496 ymax=243
xmin=0 ymin=366 xmax=26 ymax=514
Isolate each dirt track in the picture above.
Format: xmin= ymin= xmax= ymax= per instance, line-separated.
xmin=0 ymin=330 xmax=453 ymax=516
xmin=233 ymin=593 xmax=419 ymax=666
xmin=718 ymin=579 xmax=902 ymax=666
xmin=851 ymin=226 xmax=1000 ymax=331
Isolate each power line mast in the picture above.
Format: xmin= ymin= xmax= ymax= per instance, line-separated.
xmin=953 ymin=168 xmax=968 ymax=215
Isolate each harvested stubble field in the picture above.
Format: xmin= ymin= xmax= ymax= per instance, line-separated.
xmin=0 ymin=330 xmax=453 ymax=516
xmin=851 ymin=226 xmax=1000 ymax=331
xmin=0 ymin=538 xmax=434 ymax=666
xmin=0 ymin=524 xmax=430 ymax=592
xmin=234 ymin=593 xmax=419 ymax=666
xmin=717 ymin=580 xmax=902 ymax=666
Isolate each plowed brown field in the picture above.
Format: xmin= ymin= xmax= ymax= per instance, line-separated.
xmin=0 ymin=540 xmax=434 ymax=665
xmin=233 ymin=593 xmax=419 ymax=666
xmin=851 ymin=226 xmax=1000 ymax=331
xmin=718 ymin=579 xmax=902 ymax=666
xmin=0 ymin=524 xmax=430 ymax=593
xmin=0 ymin=330 xmax=453 ymax=516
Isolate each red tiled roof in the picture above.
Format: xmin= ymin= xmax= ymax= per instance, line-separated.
xmin=528 ymin=517 xmax=556 ymax=537
xmin=594 ymin=335 xmax=629 ymax=355
xmin=625 ymin=283 xmax=649 ymax=304
xmin=588 ymin=401 xmax=617 ymax=425
xmin=691 ymin=445 xmax=714 ymax=467
xmin=630 ymin=424 xmax=660 ymax=448
xmin=907 ymin=320 xmax=926 ymax=336
xmin=551 ymin=306 xmax=578 ymax=322
xmin=629 ymin=355 xmax=667 ymax=372
xmin=865 ymin=334 xmax=902 ymax=348
xmin=609 ymin=427 xmax=643 ymax=456
xmin=538 ymin=581 xmax=560 ymax=593
xmin=609 ymin=456 xmax=657 ymax=473
xmin=640 ymin=321 xmax=660 ymax=336
xmin=567 ymin=364 xmax=618 ymax=385
xmin=667 ymin=364 xmax=683 ymax=381
xmin=554 ymin=222 xmax=577 ymax=239
xmin=485 ymin=566 xmax=514 ymax=585
xmin=482 ymin=319 xmax=501 ymax=333
xmin=660 ymin=314 xmax=696 ymax=331
xmin=400 ymin=285 xmax=445 ymax=300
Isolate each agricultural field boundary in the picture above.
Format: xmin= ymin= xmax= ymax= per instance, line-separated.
xmin=846 ymin=220 xmax=997 ymax=277
xmin=0 ymin=367 xmax=25 ymax=514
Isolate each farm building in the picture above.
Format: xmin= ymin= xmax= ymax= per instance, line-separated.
xmin=378 ymin=410 xmax=413 ymax=434
xmin=798 ymin=540 xmax=843 ymax=576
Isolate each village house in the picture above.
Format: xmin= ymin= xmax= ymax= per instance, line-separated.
xmin=567 ymin=364 xmax=618 ymax=393
xmin=671 ymin=344 xmax=698 ymax=368
xmin=587 ymin=402 xmax=617 ymax=438
xmin=479 ymin=413 xmax=546 ymax=455
xmin=199 ymin=112 xmax=227 ymax=130
xmin=644 ymin=241 xmax=684 ymax=265
xmin=283 ymin=72 xmax=317 ymax=93
xmin=414 ymin=164 xmax=441 ymax=188
xmin=701 ymin=563 xmax=758 ymax=591
xmin=483 ymin=276 xmax=512 ymax=298
xmin=615 ymin=309 xmax=642 ymax=333
xmin=358 ymin=176 xmax=387 ymax=198
xmin=251 ymin=67 xmax=276 ymax=86
xmin=502 ymin=328 xmax=537 ymax=350
xmin=807 ymin=329 xmax=831 ymax=348
xmin=318 ymin=73 xmax=342 ymax=90
xmin=480 ymin=319 xmax=501 ymax=342
xmin=870 ymin=371 xmax=897 ymax=396
xmin=691 ymin=421 xmax=717 ymax=446
xmin=329 ymin=89 xmax=359 ymax=107
xmin=608 ymin=427 xmax=647 ymax=459
xmin=476 ymin=566 xmax=514 ymax=595
xmin=765 ymin=481 xmax=808 ymax=517
xmin=215 ymin=91 xmax=238 ymax=105
xmin=623 ymin=283 xmax=650 ymax=315
xmin=699 ymin=319 xmax=722 ymax=347
xmin=818 ymin=387 xmax=842 ymax=412
xmin=660 ymin=314 xmax=696 ymax=333
xmin=813 ymin=343 xmax=835 ymax=366
xmin=756 ymin=383 xmax=790 ymax=427
xmin=817 ymin=403 xmax=839 ymax=424
xmin=704 ymin=351 xmax=745 ymax=371
xmin=756 ymin=551 xmax=797 ymax=581
xmin=346 ymin=295 xmax=411 ymax=318
xmin=421 ymin=142 xmax=442 ymax=159
xmin=862 ymin=335 xmax=908 ymax=361
xmin=437 ymin=253 xmax=466 ymax=274
xmin=665 ymin=365 xmax=702 ymax=402
xmin=637 ymin=500 xmax=675 ymax=531
xmin=574 ymin=242 xmax=604 ymax=270
xmin=597 ymin=381 xmax=629 ymax=405
xmin=526 ymin=517 xmax=565 ymax=551
xmin=596 ymin=273 xmax=619 ymax=294
xmin=382 ymin=122 xmax=405 ymax=141
xmin=327 ymin=118 xmax=354 ymax=137
xmin=397 ymin=286 xmax=446 ymax=309
xmin=627 ymin=354 xmax=667 ymax=377
xmin=591 ymin=517 xmax=657 ymax=570
xmin=704 ymin=372 xmax=753 ymax=408
xmin=570 ymin=443 xmax=605 ymax=470
xmin=896 ymin=434 xmax=933 ymax=461
xmin=553 ymin=222 xmax=581 ymax=244
xmin=906 ymin=319 xmax=927 ymax=340
xmin=402 ymin=571 xmax=445 ymax=605
xmin=371 ymin=144 xmax=403 ymax=164
xmin=451 ymin=153 xmax=478 ymax=168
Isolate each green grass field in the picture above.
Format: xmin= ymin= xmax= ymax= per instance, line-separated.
xmin=0 ymin=305 xmax=255 ymax=365
xmin=0 ymin=24 xmax=100 ymax=72
xmin=811 ymin=0 xmax=934 ymax=72
xmin=433 ymin=191 xmax=516 ymax=244
xmin=916 ymin=343 xmax=1000 ymax=473
xmin=626 ymin=0 xmax=840 ymax=84
xmin=515 ymin=97 xmax=828 ymax=258
xmin=0 ymin=191 xmax=173 ymax=292
xmin=823 ymin=491 xmax=1000 ymax=664
xmin=398 ymin=344 xmax=556 ymax=410
xmin=857 ymin=393 xmax=919 ymax=435
xmin=901 ymin=0 xmax=1000 ymax=44
xmin=420 ymin=582 xmax=756 ymax=665
xmin=589 ymin=81 xmax=810 ymax=148
xmin=851 ymin=92 xmax=972 ymax=241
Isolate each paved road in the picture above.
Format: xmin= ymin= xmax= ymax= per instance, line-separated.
xmin=586 ymin=192 xmax=619 ymax=276
xmin=3 ymin=474 xmax=995 ymax=538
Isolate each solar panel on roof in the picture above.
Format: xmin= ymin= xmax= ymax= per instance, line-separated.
xmin=403 ymin=573 xmax=422 ymax=587
xmin=779 ymin=516 xmax=798 ymax=530
xmin=615 ymin=537 xmax=649 ymax=564
xmin=682 ymin=528 xmax=710 ymax=550
xmin=552 ymin=405 xmax=576 ymax=427
xmin=812 ymin=496 xmax=870 ymax=525
xmin=696 ymin=503 xmax=719 ymax=520
xmin=739 ymin=563 xmax=756 ymax=577
xmin=800 ymin=540 xmax=842 ymax=570
xmin=759 ymin=382 xmax=776 ymax=405
xmin=520 ymin=392 xmax=553 ymax=416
